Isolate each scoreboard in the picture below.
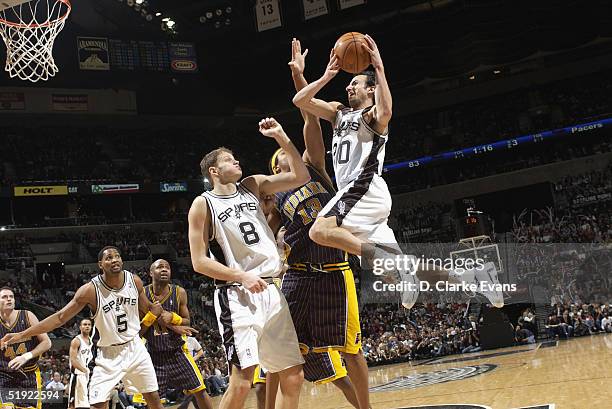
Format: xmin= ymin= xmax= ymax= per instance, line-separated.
xmin=81 ymin=37 xmax=198 ymax=73
xmin=138 ymin=41 xmax=170 ymax=72
xmin=109 ymin=39 xmax=139 ymax=71
xmin=384 ymin=117 xmax=611 ymax=172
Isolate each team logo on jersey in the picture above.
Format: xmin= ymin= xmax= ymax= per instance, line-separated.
xmin=369 ymin=364 xmax=497 ymax=392
xmin=218 ymin=202 xmax=257 ymax=222
xmin=335 ymin=120 xmax=359 ymax=137
xmin=337 ymin=201 xmax=346 ymax=215
xmin=101 ymin=297 xmax=137 ymax=313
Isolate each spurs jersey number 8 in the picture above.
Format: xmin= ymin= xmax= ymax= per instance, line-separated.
xmin=91 ymin=271 xmax=140 ymax=347
xmin=203 ymin=184 xmax=282 ymax=278
xmin=332 ymin=106 xmax=388 ymax=190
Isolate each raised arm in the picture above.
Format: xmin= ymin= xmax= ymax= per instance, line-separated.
xmin=292 ymin=49 xmax=343 ymax=123
xmin=1 ymin=284 xmax=94 ymax=348
xmin=242 ymin=118 xmax=310 ymax=197
xmin=362 ymin=34 xmax=392 ymax=133
xmin=288 ymin=38 xmax=308 ymax=92
xmin=188 ymin=196 xmax=267 ymax=293
xmin=288 ymin=38 xmax=329 ymax=174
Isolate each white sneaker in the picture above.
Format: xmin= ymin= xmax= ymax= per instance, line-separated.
xmin=372 ymin=246 xmax=401 ymax=284
xmin=474 ymin=262 xmax=504 ymax=308
xmin=400 ymin=270 xmax=419 ymax=309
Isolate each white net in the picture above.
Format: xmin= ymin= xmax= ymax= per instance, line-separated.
xmin=0 ymin=0 xmax=70 ymax=82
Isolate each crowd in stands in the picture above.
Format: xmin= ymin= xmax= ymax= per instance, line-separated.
xmin=545 ymin=302 xmax=612 ymax=339
xmin=385 ymin=69 xmax=612 ymax=163
xmin=509 ymin=163 xmax=612 ymax=304
xmin=387 ymin=133 xmax=612 ymax=194
xmin=390 ymin=201 xmax=454 ymax=243
xmin=0 ymin=235 xmax=33 ymax=270
xmin=1 ymin=70 xmax=612 ymax=189
xmin=360 ymin=303 xmax=481 ymax=365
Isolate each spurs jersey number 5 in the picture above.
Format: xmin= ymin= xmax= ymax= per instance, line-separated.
xmin=332 ymin=106 xmax=388 ymax=190
xmin=203 ymin=184 xmax=282 ymax=278
xmin=91 ymin=271 xmax=140 ymax=347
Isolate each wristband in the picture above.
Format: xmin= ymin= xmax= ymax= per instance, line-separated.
xmin=141 ymin=311 xmax=158 ymax=326
xmin=21 ymin=352 xmax=33 ymax=361
xmin=171 ymin=312 xmax=183 ymax=326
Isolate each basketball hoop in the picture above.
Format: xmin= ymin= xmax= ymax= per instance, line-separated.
xmin=0 ymin=0 xmax=71 ymax=82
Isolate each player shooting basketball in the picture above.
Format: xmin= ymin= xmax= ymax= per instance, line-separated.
xmin=292 ymin=34 xmax=504 ymax=309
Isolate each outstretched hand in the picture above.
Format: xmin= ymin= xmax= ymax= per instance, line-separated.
xmin=288 ymin=38 xmax=308 ymax=75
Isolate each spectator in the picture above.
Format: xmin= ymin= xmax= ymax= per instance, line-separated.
xmin=515 ymin=325 xmax=536 ymax=344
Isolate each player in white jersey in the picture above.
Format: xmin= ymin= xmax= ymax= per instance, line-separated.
xmin=0 ymin=246 xmax=194 ymax=409
xmin=68 ymin=318 xmax=93 ymax=409
xmin=188 ymin=118 xmax=309 ymax=409
xmin=292 ymin=36 xmax=504 ymax=309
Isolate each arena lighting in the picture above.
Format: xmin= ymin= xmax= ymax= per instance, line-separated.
xmin=225 ymin=6 xmax=232 ymax=13
xmin=469 ymin=74 xmax=475 ymax=80
xmin=127 ymin=0 xmax=134 ymax=6
xmin=494 ymin=69 xmax=501 ymax=74
xmin=155 ymin=12 xmax=161 ymax=16
xmin=215 ymin=8 xmax=222 ymax=16
xmin=206 ymin=11 xmax=213 ymax=19
xmin=135 ymin=0 xmax=143 ymax=4
xmin=199 ymin=15 xmax=207 ymax=23
xmin=0 ymin=227 xmax=5 ymax=231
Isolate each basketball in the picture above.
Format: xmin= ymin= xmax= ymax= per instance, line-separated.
xmin=333 ymin=32 xmax=371 ymax=74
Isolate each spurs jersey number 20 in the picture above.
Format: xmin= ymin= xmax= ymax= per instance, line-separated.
xmin=91 ymin=271 xmax=140 ymax=347
xmin=203 ymin=184 xmax=282 ymax=278
xmin=332 ymin=106 xmax=388 ymax=190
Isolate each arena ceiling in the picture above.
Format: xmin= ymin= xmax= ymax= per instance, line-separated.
xmin=46 ymin=0 xmax=612 ymax=114
xmin=89 ymin=0 xmax=612 ymax=80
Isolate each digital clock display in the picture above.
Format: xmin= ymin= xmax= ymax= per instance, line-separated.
xmin=385 ymin=117 xmax=610 ymax=172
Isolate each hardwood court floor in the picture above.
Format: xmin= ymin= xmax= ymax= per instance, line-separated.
xmin=203 ymin=334 xmax=611 ymax=409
